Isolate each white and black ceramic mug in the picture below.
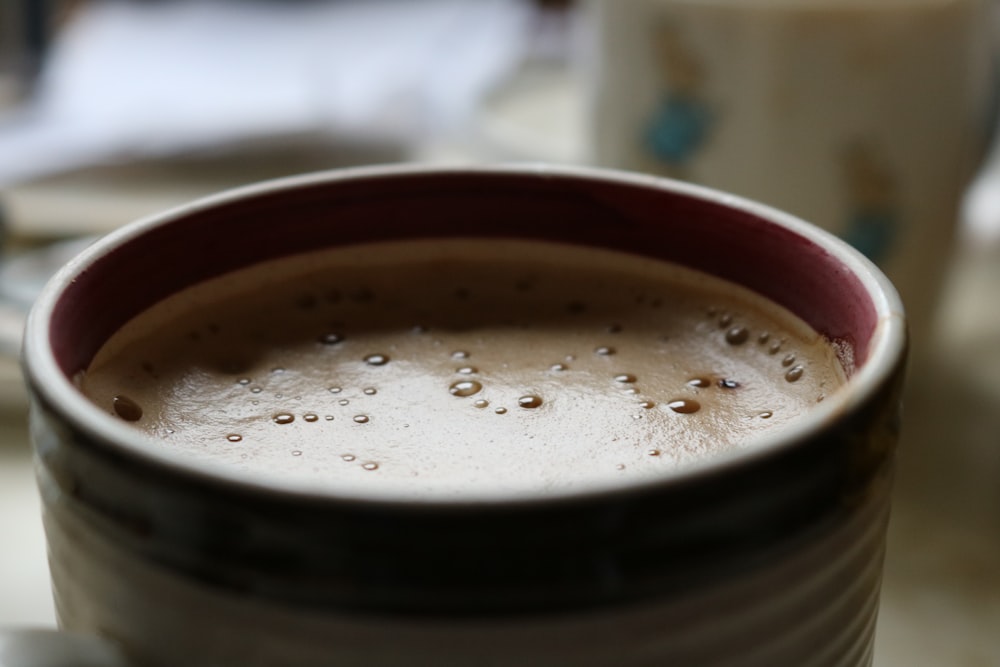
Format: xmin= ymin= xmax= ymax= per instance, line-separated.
xmin=15 ymin=165 xmax=905 ymax=666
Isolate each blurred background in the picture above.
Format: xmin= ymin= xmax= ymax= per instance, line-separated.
xmin=1 ymin=1 xmax=998 ymax=665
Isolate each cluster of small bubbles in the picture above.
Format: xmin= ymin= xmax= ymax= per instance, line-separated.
xmin=319 ymin=332 xmax=344 ymax=345
xmin=364 ymin=353 xmax=389 ymax=366
xmin=112 ymin=395 xmax=143 ymax=422
xmin=668 ymin=399 xmax=701 ymax=414
xmin=303 ymin=413 xmax=319 ymax=422
xmin=353 ymin=415 xmax=370 ymax=424
xmin=614 ymin=373 xmax=637 ymax=384
xmin=227 ymin=434 xmax=243 ymax=443
xmin=457 ymin=366 xmax=477 ymax=375
xmin=718 ymin=379 xmax=740 ymax=389
xmin=640 ymin=400 xmax=655 ymax=409
xmin=451 ymin=350 xmax=469 ymax=360
xmin=328 ymin=386 xmax=342 ymax=394
xmin=782 ymin=354 xmax=796 ymax=368
xmin=363 ymin=387 xmax=378 ymax=395
xmin=473 ymin=399 xmax=490 ymax=409
xmin=518 ymin=395 xmax=543 ymax=409
xmin=362 ymin=462 xmax=379 ymax=471
xmin=449 ymin=380 xmax=483 ymax=397
xmin=495 ymin=407 xmax=508 ymax=415
xmin=759 ymin=411 xmax=774 ymax=419
xmin=687 ymin=377 xmax=711 ymax=388
xmin=550 ymin=363 xmax=568 ymax=372
xmin=273 ymin=413 xmax=295 ymax=425
xmin=595 ymin=346 xmax=616 ymax=356
xmin=291 ymin=450 xmax=303 ymax=457
xmin=339 ymin=399 xmax=350 ymax=406
xmin=785 ymin=366 xmax=805 ymax=383
xmin=725 ymin=327 xmax=750 ymax=345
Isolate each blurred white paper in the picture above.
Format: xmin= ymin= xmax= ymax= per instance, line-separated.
xmin=0 ymin=0 xmax=535 ymax=185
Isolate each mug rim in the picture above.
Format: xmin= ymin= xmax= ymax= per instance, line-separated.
xmin=22 ymin=163 xmax=906 ymax=508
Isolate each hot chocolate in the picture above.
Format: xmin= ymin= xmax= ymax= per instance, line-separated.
xmin=79 ymin=239 xmax=846 ymax=498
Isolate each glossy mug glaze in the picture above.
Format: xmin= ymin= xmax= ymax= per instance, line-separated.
xmin=21 ymin=165 xmax=906 ymax=666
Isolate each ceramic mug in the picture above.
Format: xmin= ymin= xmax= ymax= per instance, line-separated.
xmin=586 ymin=0 xmax=993 ymax=346
xmin=15 ymin=165 xmax=905 ymax=666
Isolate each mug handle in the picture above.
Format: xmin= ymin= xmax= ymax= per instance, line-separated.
xmin=0 ymin=629 xmax=131 ymax=667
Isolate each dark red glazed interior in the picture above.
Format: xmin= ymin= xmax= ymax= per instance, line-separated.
xmin=49 ymin=170 xmax=878 ymax=378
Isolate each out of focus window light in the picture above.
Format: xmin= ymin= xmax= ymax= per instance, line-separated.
xmin=0 ymin=0 xmax=544 ymax=186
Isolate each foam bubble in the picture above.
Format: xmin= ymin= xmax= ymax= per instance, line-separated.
xmin=725 ymin=327 xmax=749 ymax=345
xmin=319 ymin=332 xmax=344 ymax=345
xmin=785 ymin=366 xmax=805 ymax=383
xmin=518 ymin=395 xmax=543 ymax=409
xmin=668 ymin=399 xmax=701 ymax=414
xmin=112 ymin=395 xmax=143 ymax=422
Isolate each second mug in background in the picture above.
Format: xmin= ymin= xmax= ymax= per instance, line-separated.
xmin=585 ymin=0 xmax=996 ymax=348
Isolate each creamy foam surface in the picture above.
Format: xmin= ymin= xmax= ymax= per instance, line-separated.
xmin=79 ymin=240 xmax=846 ymax=497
